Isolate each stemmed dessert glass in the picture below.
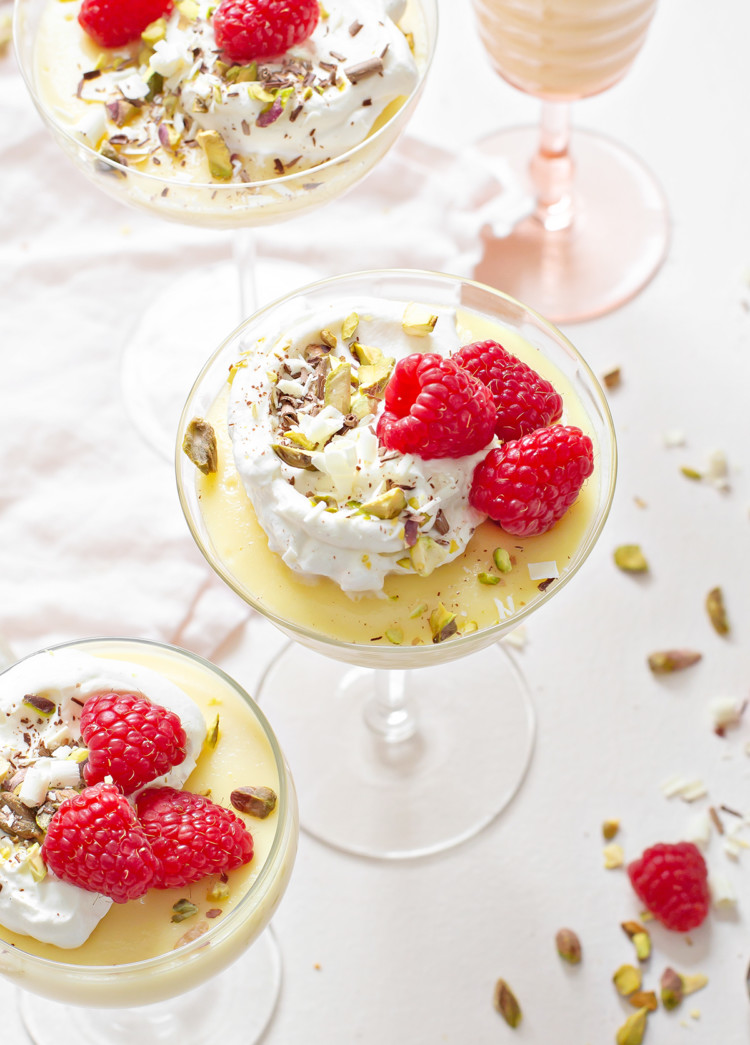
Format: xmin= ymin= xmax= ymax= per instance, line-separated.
xmin=0 ymin=636 xmax=298 ymax=1045
xmin=13 ymin=0 xmax=438 ymax=457
xmin=176 ymin=269 xmax=617 ymax=860
xmin=470 ymin=0 xmax=668 ymax=323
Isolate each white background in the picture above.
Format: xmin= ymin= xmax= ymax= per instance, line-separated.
xmin=1 ymin=0 xmax=749 ymax=1041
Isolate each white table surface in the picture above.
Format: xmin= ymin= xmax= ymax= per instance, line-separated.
xmin=1 ymin=0 xmax=749 ymax=1042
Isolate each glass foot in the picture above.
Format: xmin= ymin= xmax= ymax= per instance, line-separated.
xmin=119 ymin=255 xmax=318 ymax=461
xmin=256 ymin=642 xmax=535 ymax=859
xmin=472 ymin=126 xmax=669 ymax=323
xmin=18 ymin=927 xmax=281 ymax=1045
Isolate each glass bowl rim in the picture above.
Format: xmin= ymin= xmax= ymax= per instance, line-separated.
xmin=175 ymin=266 xmax=618 ymax=660
xmin=0 ymin=634 xmax=295 ymax=977
xmin=12 ymin=0 xmax=439 ymax=193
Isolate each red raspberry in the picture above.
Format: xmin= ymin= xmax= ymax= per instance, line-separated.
xmin=136 ymin=787 xmax=254 ymax=888
xmin=80 ymin=691 xmax=187 ymax=795
xmin=213 ymin=0 xmax=319 ymax=64
xmin=376 ymin=353 xmax=496 ymax=459
xmin=470 ymin=425 xmax=594 ymax=536
xmin=454 ymin=339 xmax=563 ymax=442
xmin=627 ymin=842 xmax=710 ymax=932
xmin=78 ymin=0 xmax=173 ymax=48
xmin=41 ymin=783 xmax=158 ymax=903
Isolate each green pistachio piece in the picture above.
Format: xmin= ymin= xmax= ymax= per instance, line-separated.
xmin=402 ymin=302 xmax=438 ymax=336
xmin=357 ymin=359 xmax=394 ymax=399
xmin=197 ymin=129 xmax=233 ymax=180
xmin=324 ymin=361 xmax=352 ymax=414
xmin=341 ymin=313 xmax=359 ymax=339
xmin=272 ymin=444 xmax=318 ymax=470
xmin=409 ymin=535 xmax=444 ymax=577
xmin=493 ymin=547 xmax=512 ymax=573
xmin=359 ymin=488 xmax=406 ymax=520
xmin=429 ymin=603 xmax=457 ymax=644
xmin=351 ymin=342 xmax=383 ymax=366
xmin=182 ymin=417 xmax=218 ymax=475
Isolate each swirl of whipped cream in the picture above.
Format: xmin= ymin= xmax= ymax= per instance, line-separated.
xmin=0 ymin=648 xmax=206 ymax=948
xmin=227 ymin=298 xmax=492 ymax=594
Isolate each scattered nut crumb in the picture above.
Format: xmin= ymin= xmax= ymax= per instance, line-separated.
xmin=603 ymin=843 xmax=624 ymax=869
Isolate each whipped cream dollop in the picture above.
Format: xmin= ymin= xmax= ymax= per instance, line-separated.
xmin=227 ymin=298 xmax=492 ymax=594
xmin=72 ymin=0 xmax=419 ymax=180
xmin=0 ymin=648 xmax=206 ymax=948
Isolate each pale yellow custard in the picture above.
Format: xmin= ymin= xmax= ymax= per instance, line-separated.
xmin=0 ymin=638 xmax=297 ymax=1007
xmin=192 ymin=308 xmax=599 ymax=650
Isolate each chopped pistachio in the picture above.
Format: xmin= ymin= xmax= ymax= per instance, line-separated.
xmin=324 ymin=360 xmax=352 ymax=413
xmin=359 ymin=487 xmax=406 ymax=520
xmin=349 ymin=392 xmax=376 ymax=420
xmin=22 ymin=694 xmax=56 ymax=718
xmin=555 ymin=928 xmax=582 ymax=964
xmin=141 ymin=17 xmax=167 ymax=44
xmin=272 ymin=444 xmax=317 ymax=470
xmin=341 ymin=312 xmax=359 ymax=339
xmin=660 ymin=967 xmax=684 ymax=1010
xmin=632 ymin=932 xmax=651 ymax=962
xmin=459 ymin=620 xmax=478 ymax=635
xmin=629 ymin=991 xmax=658 ymax=1012
xmin=705 ymin=586 xmax=729 ymax=635
xmin=603 ymin=843 xmax=624 ymax=869
xmin=409 ymin=602 xmax=427 ymax=619
xmin=680 ymin=465 xmax=703 ymax=480
xmin=245 ymin=82 xmax=275 ymax=103
xmin=429 ymin=604 xmax=457 ymax=644
xmin=402 ymin=302 xmax=438 ymax=336
xmin=478 ymin=571 xmax=500 ymax=586
xmin=602 ymin=818 xmax=620 ymax=840
xmin=613 ymin=965 xmax=642 ymax=996
xmin=602 ymin=366 xmax=622 ymax=389
xmin=206 ymin=880 xmax=231 ymax=903
xmin=183 ymin=417 xmax=218 ymax=475
xmin=351 ymin=342 xmax=383 ymax=366
xmin=171 ymin=898 xmax=199 ymax=923
xmin=203 ymin=713 xmax=220 ymax=751
xmin=647 ymin=649 xmax=702 ymax=674
xmin=230 ymin=785 xmax=277 ymax=819
xmin=493 ymin=547 xmax=512 ymax=573
xmin=614 ymin=544 xmax=649 ymax=573
xmin=681 ymin=973 xmax=708 ymax=996
xmin=492 ymin=979 xmax=521 ymax=1028
xmin=357 ymin=359 xmax=394 ymax=399
xmin=320 ymin=328 xmax=337 ymax=349
xmin=197 ymin=129 xmax=233 ymax=180
xmin=176 ymin=0 xmax=199 ymax=19
xmin=409 ymin=535 xmax=444 ymax=577
xmin=385 ymin=627 xmax=404 ymax=645
xmin=615 ymin=1008 xmax=648 ymax=1045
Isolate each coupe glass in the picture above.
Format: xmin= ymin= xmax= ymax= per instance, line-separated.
xmin=0 ymin=637 xmax=298 ymax=1045
xmin=13 ymin=0 xmax=438 ymax=456
xmin=176 ymin=269 xmax=617 ymax=859
xmin=470 ymin=0 xmax=668 ymax=323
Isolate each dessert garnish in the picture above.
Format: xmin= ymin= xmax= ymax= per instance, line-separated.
xmin=230 ymin=784 xmax=278 ymax=818
xmin=627 ymin=841 xmax=710 ymax=932
xmin=376 ymin=353 xmax=497 ymax=459
xmin=613 ymin=544 xmax=648 ymax=572
xmin=78 ymin=0 xmax=173 ymax=48
xmin=80 ymin=690 xmax=187 ymax=793
xmin=454 ymin=339 xmax=563 ymax=441
xmin=613 ymin=963 xmax=642 ymax=997
xmin=492 ymin=978 xmax=522 ymax=1028
xmin=183 ymin=418 xmax=218 ymax=476
xmin=213 ymin=0 xmax=320 ymax=63
xmin=646 ymin=649 xmax=702 ymax=674
xmin=555 ymin=927 xmax=581 ymax=964
xmin=706 ymin=585 xmax=730 ymax=635
xmin=469 ymin=425 xmax=594 ymax=537
xmin=615 ymin=1007 xmax=648 ymax=1045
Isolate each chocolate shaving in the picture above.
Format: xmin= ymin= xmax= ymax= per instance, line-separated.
xmin=241 ymin=119 xmax=250 ymax=135
xmin=433 ymin=509 xmax=450 ymax=536
xmin=82 ymin=69 xmax=102 ymax=81
xmin=537 ymin=578 xmax=555 ymax=592
xmin=344 ymin=58 xmax=384 ymax=84
xmin=348 ymin=20 xmax=363 ymax=36
xmin=329 ymin=51 xmax=347 ymax=62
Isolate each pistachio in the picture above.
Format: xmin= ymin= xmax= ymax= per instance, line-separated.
xmin=27 ymin=846 xmax=47 ymax=883
xmin=171 ymin=898 xmax=199 ymax=923
xmin=478 ymin=571 xmax=500 ymax=586
xmin=615 ymin=1007 xmax=648 ymax=1045
xmin=660 ymin=967 xmax=684 ymax=1010
xmin=409 ymin=602 xmax=427 ymax=619
xmin=357 ymin=359 xmax=394 ymax=399
xmin=323 ymin=361 xmax=352 ymax=414
xmin=409 ymin=535 xmax=444 ymax=577
xmin=402 ymin=302 xmax=438 ymax=336
xmin=341 ymin=313 xmax=359 ymax=339
xmin=320 ymin=328 xmax=337 ymax=349
xmin=602 ymin=818 xmax=620 ymax=840
xmin=174 ymin=921 xmax=209 ymax=948
xmin=385 ymin=627 xmax=404 ymax=645
xmin=493 ymin=547 xmax=512 ymax=573
xmin=680 ymin=465 xmax=703 ymax=480
xmin=206 ymin=880 xmax=230 ymax=903
xmin=614 ymin=544 xmax=649 ymax=573
xmin=230 ymin=785 xmax=277 ymax=819
xmin=681 ymin=972 xmax=708 ymax=996
xmin=271 ymin=444 xmax=317 ymax=470
xmin=492 ymin=978 xmax=521 ymax=1028
xmin=705 ymin=586 xmax=729 ymax=635
xmin=603 ymin=843 xmax=624 ymax=869
xmin=459 ymin=620 xmax=478 ymax=635
xmin=183 ymin=417 xmax=218 ymax=475
xmin=351 ymin=342 xmax=383 ymax=366
xmin=555 ymin=928 xmax=582 ymax=964
xmin=22 ymin=694 xmax=56 ymax=718
xmin=613 ymin=964 xmax=642 ymax=996
xmin=603 ymin=366 xmax=622 ymax=389
xmin=176 ymin=0 xmax=199 ymax=19
xmin=429 ymin=604 xmax=458 ymax=644
xmin=197 ymin=129 xmax=233 ymax=180
xmin=349 ymin=393 xmax=376 ymax=421
xmin=359 ymin=487 xmax=406 ymax=520
xmin=629 ymin=990 xmax=658 ymax=1012
xmin=647 ymin=649 xmax=702 ymax=674
xmin=203 ymin=713 xmax=219 ymax=751
xmin=632 ymin=932 xmax=651 ymax=962
xmin=141 ymin=16 xmax=167 ymax=44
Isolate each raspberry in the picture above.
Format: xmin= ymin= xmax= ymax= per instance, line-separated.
xmin=469 ymin=425 xmax=594 ymax=536
xmin=627 ymin=842 xmax=710 ymax=932
xmin=454 ymin=339 xmax=563 ymax=442
xmin=376 ymin=353 xmax=496 ymax=459
xmin=41 ymin=783 xmax=158 ymax=903
xmin=78 ymin=0 xmax=173 ymax=48
xmin=136 ymin=787 xmax=254 ymax=888
xmin=80 ymin=691 xmax=187 ymax=795
xmin=213 ymin=0 xmax=319 ymax=64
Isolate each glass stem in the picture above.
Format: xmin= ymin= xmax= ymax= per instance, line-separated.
xmin=233 ymin=228 xmax=258 ymax=319
xmin=530 ymin=101 xmax=575 ymax=232
xmin=363 ymin=670 xmax=418 ymax=743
